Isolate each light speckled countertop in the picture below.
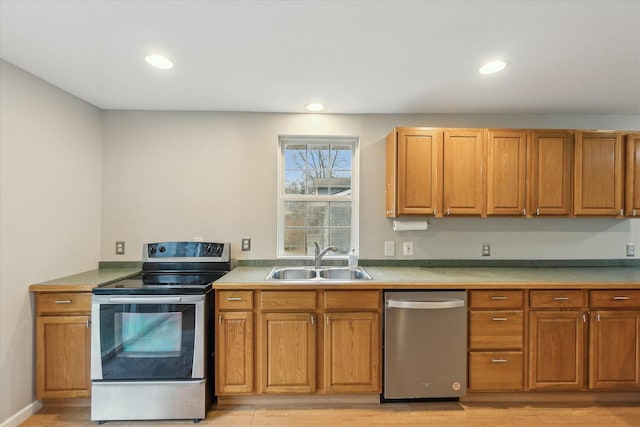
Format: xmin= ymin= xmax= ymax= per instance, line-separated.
xmin=29 ymin=268 xmax=141 ymax=292
xmin=214 ymin=266 xmax=640 ymax=290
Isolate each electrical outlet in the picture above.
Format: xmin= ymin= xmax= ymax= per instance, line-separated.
xmin=482 ymin=243 xmax=491 ymax=257
xmin=627 ymin=243 xmax=635 ymax=257
xmin=115 ymin=241 xmax=125 ymax=255
xmin=384 ymin=241 xmax=395 ymax=257
xmin=241 ymin=238 xmax=251 ymax=251
xmin=403 ymin=242 xmax=414 ymax=256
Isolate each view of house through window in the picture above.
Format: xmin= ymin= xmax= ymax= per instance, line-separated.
xmin=278 ymin=136 xmax=358 ymax=258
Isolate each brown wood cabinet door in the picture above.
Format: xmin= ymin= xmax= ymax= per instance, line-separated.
xmin=486 ymin=130 xmax=528 ymax=216
xmin=442 ymin=128 xmax=485 ymax=216
xmin=528 ymin=311 xmax=587 ymax=390
xmin=589 ymin=311 xmax=640 ymax=390
xmin=626 ymin=133 xmax=640 ymax=217
xmin=217 ymin=311 xmax=254 ymax=394
xmin=36 ymin=315 xmax=91 ymax=399
xmin=260 ymin=312 xmax=316 ymax=393
xmin=574 ymin=131 xmax=623 ymax=216
xmin=323 ymin=312 xmax=380 ymax=393
xmin=529 ymin=131 xmax=573 ymax=216
xmin=388 ymin=128 xmax=442 ymax=216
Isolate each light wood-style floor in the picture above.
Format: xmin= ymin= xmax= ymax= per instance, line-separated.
xmin=19 ymin=401 xmax=640 ymax=427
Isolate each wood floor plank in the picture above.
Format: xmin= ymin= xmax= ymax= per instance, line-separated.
xmin=18 ymin=401 xmax=640 ymax=426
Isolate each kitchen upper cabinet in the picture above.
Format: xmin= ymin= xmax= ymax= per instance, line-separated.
xmin=386 ymin=128 xmax=442 ymax=217
xmin=574 ymin=131 xmax=623 ymax=216
xmin=486 ymin=130 xmax=528 ymax=216
xmin=626 ymin=133 xmax=640 ymax=217
xmin=529 ymin=131 xmax=574 ymax=216
xmin=442 ymin=128 xmax=485 ymax=216
xmin=35 ymin=292 xmax=92 ymax=399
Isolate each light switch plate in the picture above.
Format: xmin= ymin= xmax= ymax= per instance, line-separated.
xmin=384 ymin=241 xmax=395 ymax=257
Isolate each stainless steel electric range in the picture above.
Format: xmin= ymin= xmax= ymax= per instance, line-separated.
xmin=90 ymin=241 xmax=230 ymax=424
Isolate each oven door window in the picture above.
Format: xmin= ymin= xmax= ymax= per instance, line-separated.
xmin=98 ymin=303 xmax=197 ymax=380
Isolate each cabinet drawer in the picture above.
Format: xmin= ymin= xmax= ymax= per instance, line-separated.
xmin=218 ymin=291 xmax=253 ymax=310
xmin=469 ymin=351 xmax=523 ymax=391
xmin=469 ymin=290 xmax=523 ymax=309
xmin=37 ymin=292 xmax=91 ymax=315
xmin=324 ymin=290 xmax=380 ymax=310
xmin=260 ymin=291 xmax=316 ymax=311
xmin=530 ymin=290 xmax=585 ymax=309
xmin=590 ymin=290 xmax=640 ymax=308
xmin=469 ymin=311 xmax=523 ymax=349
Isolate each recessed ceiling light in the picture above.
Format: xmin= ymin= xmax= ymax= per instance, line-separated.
xmin=479 ymin=60 xmax=507 ymax=75
xmin=305 ymin=102 xmax=325 ymax=112
xmin=145 ymin=54 xmax=173 ymax=70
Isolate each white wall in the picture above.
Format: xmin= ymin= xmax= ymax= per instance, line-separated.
xmin=0 ymin=60 xmax=102 ymax=424
xmin=101 ymin=111 xmax=640 ymax=262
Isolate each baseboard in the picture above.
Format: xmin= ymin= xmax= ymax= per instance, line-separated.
xmin=0 ymin=400 xmax=43 ymax=427
xmin=463 ymin=391 xmax=640 ymax=403
xmin=216 ymin=394 xmax=380 ymax=406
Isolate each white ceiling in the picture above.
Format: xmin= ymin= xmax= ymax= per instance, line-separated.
xmin=1 ymin=0 xmax=639 ymax=115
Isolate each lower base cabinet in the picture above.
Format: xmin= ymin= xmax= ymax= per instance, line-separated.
xmin=469 ymin=351 xmax=524 ymax=391
xmin=589 ymin=310 xmax=640 ymax=390
xmin=324 ymin=312 xmax=380 ymax=393
xmin=34 ymin=292 xmax=92 ymax=399
xmin=215 ymin=289 xmax=382 ymax=396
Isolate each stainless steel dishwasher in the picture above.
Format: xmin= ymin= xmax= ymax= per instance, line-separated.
xmin=383 ymin=290 xmax=467 ymax=400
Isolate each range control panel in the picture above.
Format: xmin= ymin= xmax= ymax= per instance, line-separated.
xmin=143 ymin=241 xmax=230 ymax=262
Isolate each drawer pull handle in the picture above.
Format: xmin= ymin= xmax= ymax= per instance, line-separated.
xmin=612 ymin=296 xmax=630 ymax=301
xmin=491 ymin=358 xmax=507 ymax=363
xmin=553 ymin=297 xmax=569 ymax=301
xmin=492 ymin=317 xmax=508 ymax=321
xmin=491 ymin=296 xmax=507 ymax=300
xmin=54 ymin=300 xmax=72 ymax=304
xmin=226 ymin=297 xmax=243 ymax=301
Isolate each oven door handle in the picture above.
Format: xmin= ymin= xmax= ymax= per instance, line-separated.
xmin=106 ymin=296 xmax=185 ymax=304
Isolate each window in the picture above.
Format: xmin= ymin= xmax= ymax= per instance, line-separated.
xmin=277 ymin=135 xmax=359 ymax=258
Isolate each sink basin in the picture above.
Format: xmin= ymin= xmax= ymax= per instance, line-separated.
xmin=318 ymin=267 xmax=371 ymax=280
xmin=266 ymin=266 xmax=371 ymax=281
xmin=268 ymin=267 xmax=317 ymax=280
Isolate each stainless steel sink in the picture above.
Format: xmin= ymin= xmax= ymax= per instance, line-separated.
xmin=318 ymin=268 xmax=371 ymax=280
xmin=266 ymin=266 xmax=371 ymax=281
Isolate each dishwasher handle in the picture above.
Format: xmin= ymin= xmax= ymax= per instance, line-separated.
xmin=386 ymin=299 xmax=465 ymax=310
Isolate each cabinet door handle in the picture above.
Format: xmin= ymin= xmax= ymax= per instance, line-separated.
xmin=54 ymin=300 xmax=72 ymax=304
xmin=522 ymin=208 xmax=526 ymax=216
xmin=491 ymin=358 xmax=507 ymax=363
xmin=633 ymin=209 xmax=637 ymax=217
xmin=492 ymin=317 xmax=508 ymax=321
xmin=612 ymin=296 xmax=630 ymax=301
xmin=447 ymin=208 xmax=451 ymax=216
xmin=219 ymin=315 xmax=223 ymax=324
xmin=491 ymin=296 xmax=507 ymax=300
xmin=434 ymin=208 xmax=437 ymax=216
xmin=553 ymin=297 xmax=569 ymax=301
xmin=620 ymin=209 xmax=624 ymax=216
xmin=86 ymin=319 xmax=91 ymax=328
xmin=310 ymin=315 xmax=315 ymax=325
xmin=582 ymin=313 xmax=587 ymax=322
xmin=596 ymin=313 xmax=601 ymax=322
xmin=536 ymin=208 xmax=540 ymax=216
xmin=226 ymin=297 xmax=243 ymax=301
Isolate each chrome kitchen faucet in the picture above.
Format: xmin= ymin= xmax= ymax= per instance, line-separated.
xmin=314 ymin=242 xmax=338 ymax=269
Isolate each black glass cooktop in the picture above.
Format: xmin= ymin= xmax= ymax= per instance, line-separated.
xmin=93 ymin=273 xmax=225 ymax=295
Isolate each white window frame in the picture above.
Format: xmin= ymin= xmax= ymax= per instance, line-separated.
xmin=277 ymin=135 xmax=359 ymax=259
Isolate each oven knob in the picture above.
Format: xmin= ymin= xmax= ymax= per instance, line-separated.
xmin=159 ymin=246 xmax=166 ymax=253
xmin=149 ymin=247 xmax=157 ymax=255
